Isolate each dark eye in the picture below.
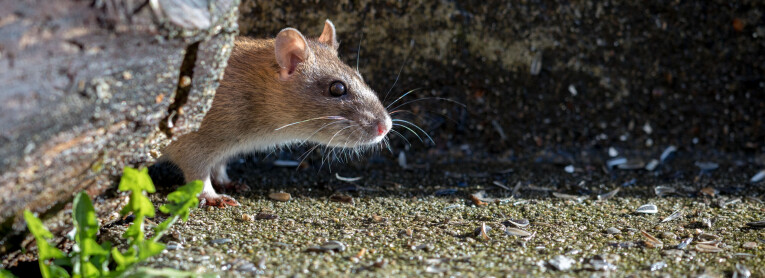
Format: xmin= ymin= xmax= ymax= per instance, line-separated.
xmin=329 ymin=81 xmax=347 ymax=97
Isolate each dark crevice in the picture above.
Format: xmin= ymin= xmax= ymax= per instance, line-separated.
xmin=160 ymin=41 xmax=200 ymax=138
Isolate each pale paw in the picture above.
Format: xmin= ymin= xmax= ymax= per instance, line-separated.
xmin=199 ymin=192 xmax=240 ymax=208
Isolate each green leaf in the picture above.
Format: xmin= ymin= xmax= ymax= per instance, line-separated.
xmin=73 ymin=192 xmax=99 ymax=239
xmin=23 ymin=210 xmax=66 ymax=261
xmin=137 ymin=241 xmax=165 ymax=261
xmin=118 ymin=167 xmax=155 ymax=193
xmin=159 ymin=180 xmax=203 ymax=221
xmin=0 ymin=269 xmax=18 ymax=278
xmin=120 ymin=190 xmax=156 ymax=219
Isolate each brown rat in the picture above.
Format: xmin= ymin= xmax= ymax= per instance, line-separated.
xmin=161 ymin=20 xmax=392 ymax=207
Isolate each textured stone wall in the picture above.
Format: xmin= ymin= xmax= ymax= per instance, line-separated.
xmin=0 ymin=0 xmax=239 ymax=251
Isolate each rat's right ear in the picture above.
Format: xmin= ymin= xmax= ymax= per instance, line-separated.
xmin=275 ymin=28 xmax=312 ymax=81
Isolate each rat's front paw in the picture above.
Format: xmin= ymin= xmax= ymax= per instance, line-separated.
xmin=199 ymin=192 xmax=241 ymax=208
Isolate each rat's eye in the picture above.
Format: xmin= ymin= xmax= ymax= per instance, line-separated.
xmin=329 ymin=81 xmax=347 ymax=97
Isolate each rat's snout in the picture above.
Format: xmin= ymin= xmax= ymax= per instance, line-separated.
xmin=374 ymin=116 xmax=392 ymax=137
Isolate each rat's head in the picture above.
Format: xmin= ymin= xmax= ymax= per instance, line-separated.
xmin=269 ymin=20 xmax=392 ymax=149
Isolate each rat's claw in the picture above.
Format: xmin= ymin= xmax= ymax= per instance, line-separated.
xmin=199 ymin=193 xmax=240 ymax=208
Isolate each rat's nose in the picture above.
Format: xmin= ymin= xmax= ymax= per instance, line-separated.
xmin=376 ymin=122 xmax=387 ymax=136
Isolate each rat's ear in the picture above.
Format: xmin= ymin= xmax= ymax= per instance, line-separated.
xmin=317 ymin=19 xmax=339 ymax=50
xmin=275 ymin=28 xmax=312 ymax=81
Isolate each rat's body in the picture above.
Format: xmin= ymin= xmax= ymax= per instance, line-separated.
xmin=162 ymin=20 xmax=392 ymax=206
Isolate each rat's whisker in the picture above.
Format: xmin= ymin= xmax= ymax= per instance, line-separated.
xmin=392 ymin=123 xmax=424 ymax=143
xmin=274 ymin=116 xmax=347 ymax=131
xmin=382 ymin=41 xmax=415 ymax=105
xmin=389 ymin=129 xmax=411 ymax=147
xmin=389 ymin=97 xmax=466 ymax=113
xmin=392 ymin=119 xmax=434 ymax=144
xmin=385 ymin=88 xmax=423 ymax=110
xmin=356 ymin=25 xmax=364 ymax=71
xmin=383 ymin=137 xmax=393 ymax=154
xmin=296 ymin=144 xmax=320 ymax=169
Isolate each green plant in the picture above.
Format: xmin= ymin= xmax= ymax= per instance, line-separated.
xmin=18 ymin=167 xmax=203 ymax=278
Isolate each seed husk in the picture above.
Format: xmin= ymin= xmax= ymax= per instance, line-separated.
xmin=746 ymin=220 xmax=765 ymax=228
xmin=269 ymin=192 xmax=291 ymax=202
xmin=636 ymin=204 xmax=658 ymax=214
xmin=641 ymin=231 xmax=663 ymax=249
xmin=504 ymin=219 xmax=530 ymax=228
xmin=597 ymin=188 xmax=620 ymax=201
xmin=695 ymin=243 xmax=723 ymax=253
xmin=505 ymin=227 xmax=532 ymax=237
xmin=661 ymin=210 xmax=683 ymax=223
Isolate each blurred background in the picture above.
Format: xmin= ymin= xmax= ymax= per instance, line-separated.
xmin=240 ymin=0 xmax=764 ymax=159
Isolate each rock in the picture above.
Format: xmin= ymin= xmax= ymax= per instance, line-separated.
xmin=0 ymin=0 xmax=239 ymax=252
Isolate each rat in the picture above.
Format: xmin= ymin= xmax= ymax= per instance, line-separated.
xmin=161 ymin=20 xmax=392 ymax=207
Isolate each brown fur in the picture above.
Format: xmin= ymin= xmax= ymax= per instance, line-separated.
xmin=161 ymin=20 xmax=391 ymax=205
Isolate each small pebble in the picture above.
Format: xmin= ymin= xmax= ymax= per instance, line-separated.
xmin=606 ymin=227 xmax=621 ymax=234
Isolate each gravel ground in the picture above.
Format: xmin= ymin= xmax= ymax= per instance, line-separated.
xmin=135 ymin=148 xmax=764 ymax=277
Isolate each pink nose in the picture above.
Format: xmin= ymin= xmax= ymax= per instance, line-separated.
xmin=377 ymin=122 xmax=387 ymax=136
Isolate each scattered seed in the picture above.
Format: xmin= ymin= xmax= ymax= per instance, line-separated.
xmin=505 ymin=227 xmax=532 ymax=237
xmin=597 ymin=188 xmax=620 ymax=201
xmin=641 ymin=231 xmax=663 ymax=249
xmin=492 ymin=181 xmax=511 ymax=190
xmin=660 ymin=146 xmax=677 ymax=162
xmin=398 ymin=151 xmax=407 ymax=168
xmin=504 ymin=219 xmax=530 ymax=228
xmin=654 ymin=186 xmax=677 ymax=197
xmin=618 ymin=160 xmax=645 ymax=170
xmin=742 ymin=242 xmax=757 ymax=249
xmin=209 ymin=238 xmax=232 ymax=245
xmin=695 ymin=161 xmax=719 ymax=172
xmin=426 ymin=265 xmax=447 ymax=274
xmin=307 ymin=240 xmax=346 ymax=253
xmin=606 ymin=157 xmax=627 ymax=169
xmin=241 ymin=213 xmax=253 ymax=221
xmin=353 ymin=248 xmax=366 ymax=260
xmin=530 ymin=52 xmax=542 ymax=75
xmin=371 ymin=215 xmax=384 ymax=222
xmin=700 ymin=187 xmax=717 ymax=197
xmin=645 ymin=159 xmax=659 ymax=171
xmin=695 ymin=243 xmax=723 ymax=253
xmin=564 ymin=165 xmax=575 ymax=173
xmin=735 ymin=263 xmax=751 ymax=278
xmin=608 ymin=147 xmax=619 ymax=157
xmin=273 ymin=160 xmax=299 ymax=167
xmin=255 ymin=212 xmax=279 ymax=220
xmin=661 ymin=210 xmax=683 ymax=223
xmin=269 ymin=192 xmax=291 ymax=202
xmin=335 ymin=173 xmax=362 ymax=182
xmin=605 ymin=227 xmax=621 ymax=234
xmin=552 ymin=192 xmax=587 ymax=203
xmin=650 ymin=261 xmax=667 ymax=271
xmin=636 ymin=204 xmax=658 ymax=214
xmin=745 ymin=220 xmax=765 ymax=229
xmin=477 ymin=223 xmax=491 ymax=240
xmin=567 ymin=84 xmax=578 ymax=96
xmin=589 ymin=256 xmax=617 ymax=271
xmin=548 ymin=255 xmax=575 ymax=271
xmin=330 ymin=194 xmax=354 ymax=204
xmin=750 ymin=170 xmax=765 ymax=183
